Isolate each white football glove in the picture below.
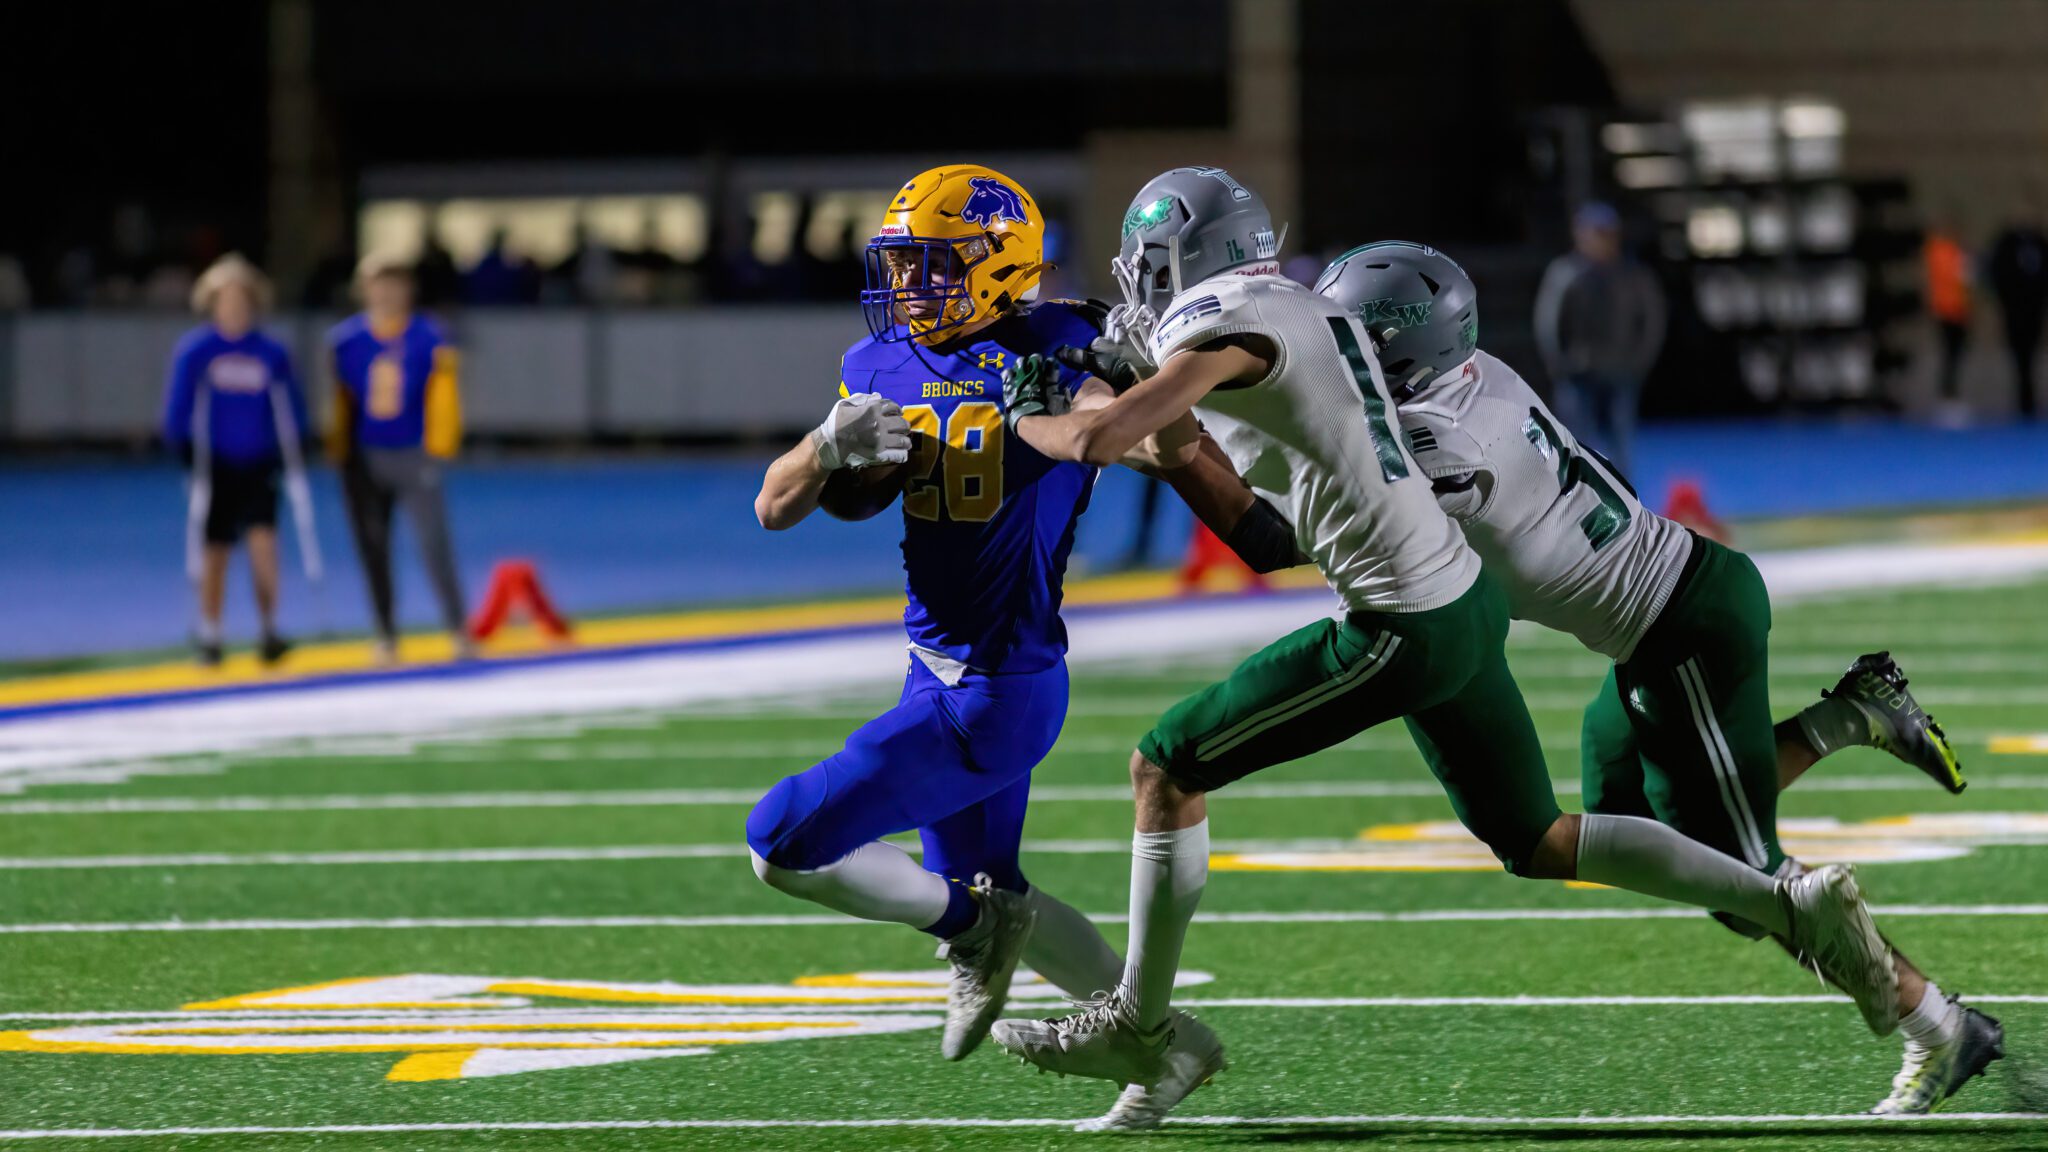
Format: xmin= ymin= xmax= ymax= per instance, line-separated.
xmin=811 ymin=393 xmax=911 ymax=470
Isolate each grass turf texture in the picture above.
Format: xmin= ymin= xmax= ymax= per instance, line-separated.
xmin=4 ymin=578 xmax=2048 ymax=1149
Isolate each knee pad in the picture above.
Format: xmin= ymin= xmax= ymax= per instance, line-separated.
xmin=745 ymin=773 xmax=833 ymax=870
xmin=750 ymin=849 xmax=825 ymax=897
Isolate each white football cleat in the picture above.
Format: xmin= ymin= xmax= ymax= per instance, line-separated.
xmin=1073 ymin=1010 xmax=1226 ymax=1132
xmin=991 ymin=987 xmax=1171 ymax=1088
xmin=1777 ymin=863 xmax=1899 ymax=1036
xmin=935 ymin=875 xmax=1035 ymax=1061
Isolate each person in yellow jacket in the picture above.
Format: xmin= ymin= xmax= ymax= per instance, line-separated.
xmin=327 ymin=254 xmax=473 ymax=663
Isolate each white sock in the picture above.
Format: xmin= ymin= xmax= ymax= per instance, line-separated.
xmin=197 ymin=617 xmax=223 ymax=644
xmin=1797 ymin=695 xmax=1871 ymax=757
xmin=749 ymin=843 xmax=950 ymax=929
xmin=1899 ymin=982 xmax=1961 ymax=1048
xmin=1024 ymin=887 xmax=1125 ymax=1000
xmin=1575 ymin=813 xmax=1787 ymax=935
xmin=1121 ymin=820 xmax=1208 ymax=1029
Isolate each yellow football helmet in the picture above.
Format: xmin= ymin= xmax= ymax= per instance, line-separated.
xmin=860 ymin=164 xmax=1049 ymax=345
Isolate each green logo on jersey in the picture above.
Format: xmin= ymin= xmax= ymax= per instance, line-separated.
xmin=1354 ymin=297 xmax=1433 ymax=331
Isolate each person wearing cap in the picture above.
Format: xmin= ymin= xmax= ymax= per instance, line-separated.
xmin=327 ymin=254 xmax=472 ymax=664
xmin=162 ymin=254 xmax=309 ymax=667
xmin=1533 ymin=201 xmax=1666 ymax=475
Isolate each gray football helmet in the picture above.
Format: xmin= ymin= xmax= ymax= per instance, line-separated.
xmin=1113 ymin=166 xmax=1285 ymax=324
xmin=1314 ymin=241 xmax=1478 ymax=396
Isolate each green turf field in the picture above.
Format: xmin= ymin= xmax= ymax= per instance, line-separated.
xmin=4 ymin=578 xmax=2047 ymax=1150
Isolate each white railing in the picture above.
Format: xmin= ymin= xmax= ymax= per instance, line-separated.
xmin=2 ymin=306 xmax=869 ymax=440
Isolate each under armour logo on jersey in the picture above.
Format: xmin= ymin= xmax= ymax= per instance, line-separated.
xmin=977 ymin=351 xmax=1006 ymax=371
xmin=960 ymin=177 xmax=1028 ymax=227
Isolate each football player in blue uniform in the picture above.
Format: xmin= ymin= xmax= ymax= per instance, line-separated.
xmin=747 ymin=165 xmax=1159 ymax=1063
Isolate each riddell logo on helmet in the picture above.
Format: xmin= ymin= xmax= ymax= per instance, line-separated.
xmin=960 ymin=177 xmax=1028 ymax=228
xmin=876 ymin=223 xmax=910 ymax=238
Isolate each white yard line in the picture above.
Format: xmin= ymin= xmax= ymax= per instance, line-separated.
xmin=2 ymin=1112 xmax=2043 ymax=1138
xmin=4 ymin=904 xmax=2044 ymax=934
xmin=3 ymin=772 xmax=2043 ymax=815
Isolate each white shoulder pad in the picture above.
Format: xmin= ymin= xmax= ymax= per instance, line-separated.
xmin=1397 ymin=406 xmax=1491 ymax=483
xmin=1148 ymin=278 xmax=1265 ymax=364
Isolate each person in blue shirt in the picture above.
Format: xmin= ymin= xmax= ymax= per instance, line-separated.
xmin=327 ymin=254 xmax=471 ymax=664
xmin=162 ymin=254 xmax=309 ymax=667
xmin=748 ymin=165 xmax=1174 ymax=1064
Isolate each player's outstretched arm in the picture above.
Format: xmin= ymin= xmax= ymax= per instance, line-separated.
xmin=1007 ymin=342 xmax=1268 ymax=468
xmin=1157 ymin=435 xmax=1306 ymax=573
xmin=755 ymin=394 xmax=910 ymax=530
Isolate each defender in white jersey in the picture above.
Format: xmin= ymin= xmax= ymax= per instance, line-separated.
xmin=984 ymin=167 xmax=1899 ymax=1122
xmin=1316 ymin=240 xmax=1996 ymax=1116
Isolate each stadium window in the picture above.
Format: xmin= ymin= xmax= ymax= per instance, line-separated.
xmin=358 ymin=195 xmax=712 ymax=269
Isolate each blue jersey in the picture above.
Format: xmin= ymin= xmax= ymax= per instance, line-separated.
xmin=328 ymin=313 xmax=459 ymax=454
xmin=161 ymin=326 xmax=308 ymax=467
xmin=840 ymin=301 xmax=1101 ymax=675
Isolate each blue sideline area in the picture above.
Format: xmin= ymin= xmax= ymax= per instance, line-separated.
xmin=3 ymin=419 xmax=2044 ymax=661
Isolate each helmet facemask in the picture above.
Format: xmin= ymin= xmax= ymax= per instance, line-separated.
xmin=860 ymin=233 xmax=994 ymax=344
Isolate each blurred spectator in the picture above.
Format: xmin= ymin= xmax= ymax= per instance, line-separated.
xmin=1922 ymin=216 xmax=1973 ymax=422
xmin=0 ymin=255 xmax=29 ymax=309
xmin=1987 ymin=194 xmax=2047 ymax=420
xmin=1533 ymin=201 xmax=1666 ymax=476
xmin=415 ymin=235 xmax=462 ymax=310
xmin=546 ymin=222 xmax=619 ymax=306
xmin=161 ymin=254 xmax=308 ymax=667
xmin=328 ymin=255 xmax=473 ymax=663
xmin=462 ymin=229 xmax=538 ymax=306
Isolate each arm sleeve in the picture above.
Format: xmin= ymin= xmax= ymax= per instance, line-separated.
xmin=423 ymin=346 xmax=463 ymax=459
xmin=1221 ymin=496 xmax=1305 ymax=574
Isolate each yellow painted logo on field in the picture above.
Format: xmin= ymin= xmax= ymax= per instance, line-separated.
xmin=1211 ymin=812 xmax=2048 ymax=873
xmin=0 ymin=968 xmax=1214 ymax=1081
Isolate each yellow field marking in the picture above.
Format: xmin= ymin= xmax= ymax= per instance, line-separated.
xmin=385 ymin=1051 xmax=473 ymax=1081
xmin=487 ymin=981 xmax=942 ymax=1005
xmin=1989 ymin=735 xmax=2048 ymax=754
xmin=182 ymin=976 xmax=393 ymax=1011
xmin=0 ymin=568 xmax=1325 ymax=711
xmin=0 ymin=1031 xmax=761 ymax=1057
xmin=1358 ymin=823 xmax=1431 ymax=842
xmin=791 ymin=974 xmax=936 ymax=989
xmin=131 ymin=1021 xmax=843 ymax=1036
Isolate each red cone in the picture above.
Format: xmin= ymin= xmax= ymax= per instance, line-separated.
xmin=468 ymin=560 xmax=573 ymax=641
xmin=1662 ymin=480 xmax=1730 ymax=544
xmin=1177 ymin=522 xmax=1267 ymax=595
